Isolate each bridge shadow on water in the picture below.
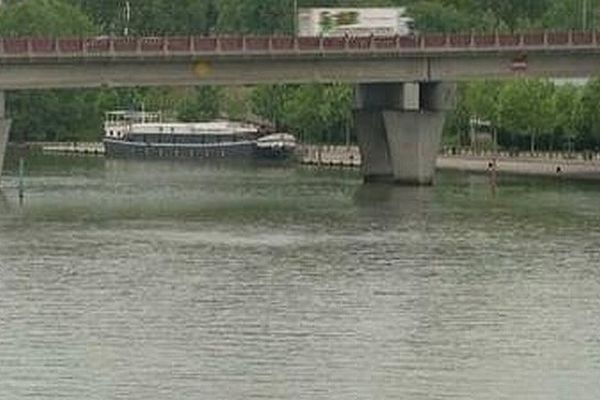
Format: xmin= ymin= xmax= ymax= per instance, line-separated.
xmin=352 ymin=182 xmax=437 ymax=222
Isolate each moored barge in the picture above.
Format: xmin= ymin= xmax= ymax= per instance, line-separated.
xmin=103 ymin=111 xmax=296 ymax=160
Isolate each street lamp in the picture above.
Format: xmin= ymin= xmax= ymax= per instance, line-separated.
xmin=293 ymin=0 xmax=298 ymax=35
xmin=124 ymin=1 xmax=131 ymax=36
xmin=581 ymin=0 xmax=596 ymax=30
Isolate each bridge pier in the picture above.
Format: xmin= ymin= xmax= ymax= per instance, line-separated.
xmin=0 ymin=91 xmax=10 ymax=182
xmin=354 ymin=82 xmax=455 ymax=185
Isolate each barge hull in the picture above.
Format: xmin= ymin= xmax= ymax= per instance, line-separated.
xmin=104 ymin=139 xmax=256 ymax=159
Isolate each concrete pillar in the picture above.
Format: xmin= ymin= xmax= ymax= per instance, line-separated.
xmin=0 ymin=91 xmax=10 ymax=180
xmin=354 ymin=109 xmax=392 ymax=180
xmin=353 ymin=82 xmax=455 ymax=185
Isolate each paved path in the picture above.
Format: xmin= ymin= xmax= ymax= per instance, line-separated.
xmin=299 ymin=145 xmax=600 ymax=181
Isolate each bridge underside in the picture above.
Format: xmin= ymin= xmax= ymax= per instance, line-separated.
xmin=0 ymin=51 xmax=600 ymax=90
xmin=354 ymin=82 xmax=455 ymax=185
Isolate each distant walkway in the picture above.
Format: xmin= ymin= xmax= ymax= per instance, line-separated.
xmin=299 ymin=145 xmax=600 ymax=181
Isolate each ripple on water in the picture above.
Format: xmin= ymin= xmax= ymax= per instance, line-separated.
xmin=1 ymin=157 xmax=600 ymax=399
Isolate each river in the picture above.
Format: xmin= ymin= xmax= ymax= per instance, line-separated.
xmin=1 ymin=154 xmax=599 ymax=400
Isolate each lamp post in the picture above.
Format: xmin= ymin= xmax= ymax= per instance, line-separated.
xmin=582 ymin=0 xmax=590 ymax=30
xmin=124 ymin=1 xmax=131 ymax=36
xmin=293 ymin=0 xmax=298 ymax=35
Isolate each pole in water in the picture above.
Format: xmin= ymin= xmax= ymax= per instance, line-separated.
xmin=490 ymin=127 xmax=498 ymax=196
xmin=18 ymin=156 xmax=24 ymax=205
xmin=490 ymin=157 xmax=497 ymax=196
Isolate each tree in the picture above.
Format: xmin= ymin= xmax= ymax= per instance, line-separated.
xmin=1 ymin=0 xmax=100 ymax=142
xmin=579 ymin=77 xmax=600 ymax=149
xmin=408 ymin=1 xmax=476 ymax=33
xmin=176 ymin=87 xmax=222 ymax=122
xmin=497 ymin=79 xmax=556 ymax=153
xmin=444 ymin=84 xmax=471 ymax=147
xmin=280 ymin=85 xmax=327 ymax=143
xmin=553 ymin=84 xmax=582 ymax=150
xmin=69 ymin=0 xmax=219 ymax=36
xmin=251 ymin=85 xmax=291 ymax=130
xmin=464 ymin=80 xmax=502 ymax=125
xmin=463 ymin=80 xmax=502 ymax=150
xmin=321 ymin=84 xmax=353 ymax=144
xmin=0 ymin=0 xmax=97 ymax=36
xmin=543 ymin=0 xmax=600 ymax=30
xmin=217 ymin=0 xmax=293 ymax=34
xmin=250 ymin=84 xmax=352 ymax=144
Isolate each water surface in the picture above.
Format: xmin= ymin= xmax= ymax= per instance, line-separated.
xmin=1 ymin=154 xmax=599 ymax=399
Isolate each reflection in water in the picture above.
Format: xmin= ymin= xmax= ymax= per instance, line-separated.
xmin=0 ymin=155 xmax=599 ymax=400
xmin=0 ymin=189 xmax=9 ymax=212
xmin=353 ymin=183 xmax=435 ymax=219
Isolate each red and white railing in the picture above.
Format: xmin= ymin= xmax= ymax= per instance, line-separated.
xmin=0 ymin=31 xmax=598 ymax=58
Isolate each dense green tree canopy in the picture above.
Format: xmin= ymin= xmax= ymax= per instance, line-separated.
xmin=63 ymin=0 xmax=600 ymax=35
xmin=497 ymin=79 xmax=556 ymax=152
xmin=0 ymin=0 xmax=96 ymax=36
xmin=579 ymin=78 xmax=600 ymax=144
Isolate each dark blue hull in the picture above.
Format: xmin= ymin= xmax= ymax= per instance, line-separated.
xmin=104 ymin=139 xmax=257 ymax=160
xmin=254 ymin=146 xmax=296 ymax=161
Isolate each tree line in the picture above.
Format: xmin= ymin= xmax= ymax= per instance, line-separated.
xmin=1 ymin=0 xmax=600 ymax=151
xmin=449 ymin=79 xmax=600 ymax=152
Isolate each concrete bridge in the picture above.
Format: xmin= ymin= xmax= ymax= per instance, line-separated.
xmin=1 ymin=32 xmax=600 ymax=184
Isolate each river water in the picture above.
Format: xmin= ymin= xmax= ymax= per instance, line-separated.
xmin=0 ymin=154 xmax=599 ymax=400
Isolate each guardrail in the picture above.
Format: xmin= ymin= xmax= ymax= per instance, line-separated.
xmin=0 ymin=31 xmax=599 ymax=58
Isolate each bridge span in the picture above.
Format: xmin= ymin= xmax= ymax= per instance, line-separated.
xmin=1 ymin=32 xmax=599 ymax=184
xmin=0 ymin=32 xmax=600 ymax=88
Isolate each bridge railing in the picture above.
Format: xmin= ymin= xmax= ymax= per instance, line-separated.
xmin=0 ymin=31 xmax=598 ymax=58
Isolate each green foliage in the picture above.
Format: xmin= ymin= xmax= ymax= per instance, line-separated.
xmin=221 ymin=87 xmax=253 ymax=121
xmin=8 ymin=90 xmax=101 ymax=141
xmin=464 ymin=80 xmax=502 ymax=125
xmin=176 ymin=87 xmax=222 ymax=122
xmin=497 ymin=79 xmax=556 ymax=152
xmin=250 ymin=84 xmax=353 ymax=143
xmin=579 ymin=77 xmax=600 ymax=144
xmin=409 ymin=1 xmax=476 ymax=33
xmin=0 ymin=0 xmax=97 ymax=36
xmin=542 ymin=0 xmax=599 ymax=30
xmin=217 ymin=0 xmax=293 ymax=34
xmin=443 ymin=84 xmax=470 ymax=146
xmin=69 ymin=0 xmax=218 ymax=35
xmin=553 ymin=83 xmax=582 ymax=140
xmin=1 ymin=0 xmax=99 ymax=142
xmin=251 ymin=85 xmax=290 ymax=129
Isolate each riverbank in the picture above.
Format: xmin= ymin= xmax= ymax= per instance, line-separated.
xmin=299 ymin=145 xmax=600 ymax=181
xmin=19 ymin=142 xmax=600 ymax=181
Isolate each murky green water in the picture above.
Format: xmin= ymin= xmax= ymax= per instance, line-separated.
xmin=1 ymin=154 xmax=599 ymax=400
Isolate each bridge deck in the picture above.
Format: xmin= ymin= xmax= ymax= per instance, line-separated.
xmin=0 ymin=32 xmax=599 ymax=60
xmin=1 ymin=32 xmax=599 ymax=89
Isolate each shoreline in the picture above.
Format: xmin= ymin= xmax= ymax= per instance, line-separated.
xmin=298 ymin=145 xmax=600 ymax=182
xmin=12 ymin=142 xmax=600 ymax=181
xmin=437 ymin=155 xmax=600 ymax=181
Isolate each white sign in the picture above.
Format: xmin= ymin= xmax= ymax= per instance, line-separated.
xmin=298 ymin=8 xmax=414 ymax=37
